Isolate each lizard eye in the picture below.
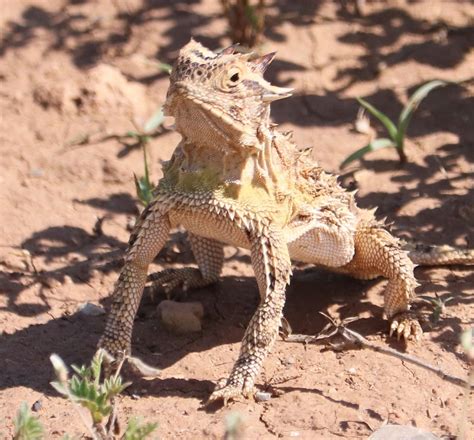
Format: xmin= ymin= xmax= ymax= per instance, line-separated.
xmin=227 ymin=67 xmax=242 ymax=86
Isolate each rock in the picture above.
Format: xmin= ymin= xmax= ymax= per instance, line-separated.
xmin=255 ymin=391 xmax=272 ymax=402
xmin=78 ymin=302 xmax=105 ymax=316
xmin=157 ymin=300 xmax=204 ymax=334
xmin=369 ymin=424 xmax=440 ymax=440
xmin=31 ymin=400 xmax=43 ymax=412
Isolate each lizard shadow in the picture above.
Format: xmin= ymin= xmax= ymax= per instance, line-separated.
xmin=0 ymin=265 xmax=383 ymax=399
xmin=116 ymin=268 xmax=386 ymax=401
xmin=2 ymin=260 xmax=469 ymax=398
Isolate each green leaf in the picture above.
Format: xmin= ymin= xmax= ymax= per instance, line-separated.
xmin=14 ymin=402 xmax=44 ymax=440
xmin=340 ymin=138 xmax=394 ymax=168
xmin=124 ymin=417 xmax=158 ymax=440
xmin=397 ymin=80 xmax=447 ymax=146
xmin=133 ymin=145 xmax=155 ymax=206
xmin=50 ymin=381 xmax=69 ymax=396
xmin=356 ymin=97 xmax=398 ymax=141
xmin=90 ymin=351 xmax=103 ymax=385
xmin=126 ymin=130 xmax=140 ymax=139
xmin=158 ymin=62 xmax=172 ymax=75
xmin=143 ymin=108 xmax=164 ymax=134
xmin=50 ymin=354 xmax=69 ymax=385
xmin=244 ymin=4 xmax=259 ymax=29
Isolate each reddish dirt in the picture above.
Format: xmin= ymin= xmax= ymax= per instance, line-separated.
xmin=1 ymin=1 xmax=473 ymax=438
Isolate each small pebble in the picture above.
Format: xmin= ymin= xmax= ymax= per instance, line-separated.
xmin=31 ymin=400 xmax=42 ymax=412
xmin=157 ymin=300 xmax=204 ymax=334
xmin=77 ymin=302 xmax=105 ymax=316
xmin=255 ymin=391 xmax=271 ymax=402
xmin=30 ymin=168 xmax=44 ymax=177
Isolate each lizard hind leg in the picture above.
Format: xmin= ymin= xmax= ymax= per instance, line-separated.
xmin=147 ymin=233 xmax=224 ymax=299
xmin=342 ymin=224 xmax=422 ymax=341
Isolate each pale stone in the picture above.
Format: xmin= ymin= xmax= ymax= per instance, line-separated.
xmin=157 ymin=300 xmax=204 ymax=334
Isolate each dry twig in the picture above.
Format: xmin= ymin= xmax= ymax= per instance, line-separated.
xmin=284 ymin=312 xmax=471 ymax=389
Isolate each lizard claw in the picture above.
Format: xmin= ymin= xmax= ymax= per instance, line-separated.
xmin=389 ymin=312 xmax=422 ymax=342
xmin=206 ymin=380 xmax=255 ymax=407
xmin=97 ymin=346 xmax=161 ymax=378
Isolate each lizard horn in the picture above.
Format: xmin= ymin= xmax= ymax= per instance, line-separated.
xmin=262 ymin=85 xmax=294 ymax=102
xmin=249 ymin=52 xmax=277 ymax=74
xmin=220 ymin=44 xmax=239 ymax=55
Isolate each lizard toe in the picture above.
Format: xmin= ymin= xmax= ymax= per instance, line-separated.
xmin=207 ymin=381 xmax=255 ymax=406
xmin=389 ymin=312 xmax=422 ymax=342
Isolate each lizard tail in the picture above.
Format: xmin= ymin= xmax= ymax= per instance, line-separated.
xmin=403 ymin=242 xmax=474 ymax=266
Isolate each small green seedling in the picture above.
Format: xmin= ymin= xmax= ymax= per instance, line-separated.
xmin=341 ymin=80 xmax=448 ymax=168
xmin=220 ymin=0 xmax=266 ymax=47
xmin=50 ymin=351 xmax=158 ymax=439
xmin=128 ymin=108 xmax=164 ymax=206
xmin=419 ymin=292 xmax=454 ymax=323
xmin=126 ymin=107 xmax=165 ymax=149
xmin=224 ymin=412 xmax=245 ymax=440
xmin=133 ymin=144 xmax=154 ymax=206
xmin=123 ymin=418 xmax=158 ymax=440
xmin=157 ymin=62 xmax=172 ymax=75
xmin=13 ymin=403 xmax=44 ymax=440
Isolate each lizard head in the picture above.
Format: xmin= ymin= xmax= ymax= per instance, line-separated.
xmin=164 ymin=39 xmax=292 ymax=149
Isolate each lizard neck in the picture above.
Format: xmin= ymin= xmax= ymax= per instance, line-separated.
xmin=160 ymin=125 xmax=299 ymax=226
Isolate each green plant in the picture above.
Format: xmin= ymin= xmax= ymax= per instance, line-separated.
xmin=419 ymin=292 xmax=454 ymax=323
xmin=13 ymin=403 xmax=44 ymax=440
xmin=220 ymin=0 xmax=266 ymax=47
xmin=224 ymin=412 xmax=245 ymax=440
xmin=123 ymin=418 xmax=158 ymax=440
xmin=50 ymin=351 xmax=158 ymax=440
xmin=126 ymin=108 xmax=165 ymax=147
xmin=156 ymin=62 xmax=172 ymax=75
xmin=127 ymin=108 xmax=164 ymax=206
xmin=133 ymin=144 xmax=154 ymax=206
xmin=341 ymin=80 xmax=448 ymax=168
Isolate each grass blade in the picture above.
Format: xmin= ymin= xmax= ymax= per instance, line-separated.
xmin=340 ymin=138 xmax=393 ymax=169
xmin=143 ymin=107 xmax=164 ymax=134
xmin=356 ymin=97 xmax=398 ymax=141
xmin=396 ymin=80 xmax=448 ymax=145
xmin=14 ymin=403 xmax=44 ymax=440
xmin=158 ymin=62 xmax=172 ymax=74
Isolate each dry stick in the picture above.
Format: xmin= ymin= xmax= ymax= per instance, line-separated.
xmin=286 ymin=327 xmax=471 ymax=388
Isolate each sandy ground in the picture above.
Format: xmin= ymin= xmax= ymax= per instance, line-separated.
xmin=0 ymin=0 xmax=473 ymax=438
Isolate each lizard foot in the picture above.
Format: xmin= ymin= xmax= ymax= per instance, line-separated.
xmin=389 ymin=312 xmax=422 ymax=342
xmin=207 ymin=380 xmax=255 ymax=406
xmin=97 ymin=344 xmax=161 ymax=378
xmin=147 ymin=267 xmax=212 ymax=300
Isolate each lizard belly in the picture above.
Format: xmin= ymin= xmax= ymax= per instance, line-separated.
xmin=287 ymin=225 xmax=355 ymax=267
xmin=168 ymin=207 xmax=251 ymax=249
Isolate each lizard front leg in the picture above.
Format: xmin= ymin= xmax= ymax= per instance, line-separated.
xmin=98 ymin=205 xmax=171 ymax=365
xmin=208 ymin=226 xmax=292 ymax=405
xmin=147 ymin=234 xmax=224 ymax=297
xmin=341 ymin=224 xmax=421 ymax=340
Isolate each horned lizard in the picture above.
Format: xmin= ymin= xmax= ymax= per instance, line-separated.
xmin=97 ymin=40 xmax=474 ymax=404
